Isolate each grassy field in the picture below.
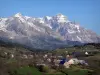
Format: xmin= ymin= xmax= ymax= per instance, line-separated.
xmin=61 ymin=67 xmax=90 ymax=75
xmin=8 ymin=65 xmax=90 ymax=75
xmin=9 ymin=66 xmax=42 ymax=75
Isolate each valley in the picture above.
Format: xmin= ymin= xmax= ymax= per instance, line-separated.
xmin=0 ymin=40 xmax=100 ymax=75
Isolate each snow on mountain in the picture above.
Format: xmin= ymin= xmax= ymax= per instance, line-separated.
xmin=38 ymin=18 xmax=44 ymax=23
xmin=0 ymin=18 xmax=8 ymax=31
xmin=45 ymin=16 xmax=52 ymax=20
xmin=14 ymin=13 xmax=22 ymax=17
xmin=0 ymin=13 xmax=100 ymax=50
xmin=54 ymin=14 xmax=70 ymax=23
xmin=24 ymin=16 xmax=31 ymax=20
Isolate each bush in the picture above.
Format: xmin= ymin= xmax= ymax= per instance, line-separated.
xmin=37 ymin=65 xmax=50 ymax=73
xmin=42 ymin=66 xmax=50 ymax=72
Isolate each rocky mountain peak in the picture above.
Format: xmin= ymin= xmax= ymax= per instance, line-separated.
xmin=54 ymin=13 xmax=69 ymax=23
xmin=0 ymin=13 xmax=100 ymax=50
xmin=14 ymin=13 xmax=22 ymax=17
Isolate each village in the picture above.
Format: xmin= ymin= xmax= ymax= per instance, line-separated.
xmin=0 ymin=43 xmax=100 ymax=75
xmin=0 ymin=47 xmax=99 ymax=69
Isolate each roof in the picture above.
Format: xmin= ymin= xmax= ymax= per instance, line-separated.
xmin=59 ymin=58 xmax=69 ymax=64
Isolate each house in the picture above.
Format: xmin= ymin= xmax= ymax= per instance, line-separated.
xmin=22 ymin=54 xmax=28 ymax=59
xmin=4 ymin=52 xmax=7 ymax=55
xmin=67 ymin=58 xmax=79 ymax=64
xmin=59 ymin=58 xmax=68 ymax=65
xmin=11 ymin=54 xmax=14 ymax=58
xmin=43 ymin=54 xmax=48 ymax=58
xmin=63 ymin=58 xmax=88 ymax=68
xmin=64 ymin=62 xmax=70 ymax=68
xmin=28 ymin=55 xmax=33 ymax=59
xmin=85 ymin=52 xmax=88 ymax=55
xmin=64 ymin=58 xmax=79 ymax=68
xmin=57 ymin=55 xmax=63 ymax=58
xmin=78 ymin=60 xmax=88 ymax=65
xmin=47 ymin=58 xmax=51 ymax=62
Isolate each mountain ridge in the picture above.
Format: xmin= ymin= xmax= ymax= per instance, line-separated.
xmin=0 ymin=13 xmax=100 ymax=50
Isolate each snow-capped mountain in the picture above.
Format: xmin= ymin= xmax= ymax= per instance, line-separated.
xmin=0 ymin=13 xmax=100 ymax=50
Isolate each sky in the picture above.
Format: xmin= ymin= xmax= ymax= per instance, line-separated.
xmin=0 ymin=0 xmax=100 ymax=34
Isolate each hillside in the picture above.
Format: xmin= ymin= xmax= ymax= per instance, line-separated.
xmin=0 ymin=40 xmax=100 ymax=75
